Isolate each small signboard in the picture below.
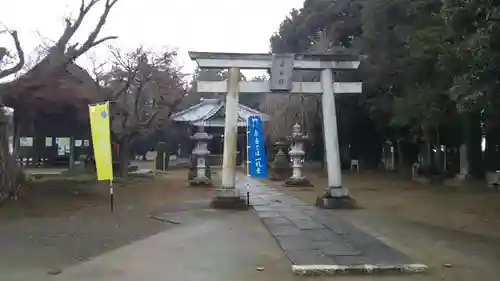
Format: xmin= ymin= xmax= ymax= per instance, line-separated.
xmin=19 ymin=137 xmax=33 ymax=147
xmin=247 ymin=115 xmax=267 ymax=178
xmin=270 ymin=53 xmax=294 ymax=92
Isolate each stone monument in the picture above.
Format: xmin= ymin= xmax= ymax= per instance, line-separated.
xmin=268 ymin=140 xmax=292 ymax=181
xmin=486 ymin=170 xmax=500 ymax=189
xmin=188 ymin=126 xmax=212 ymax=186
xmin=285 ymin=123 xmax=311 ymax=187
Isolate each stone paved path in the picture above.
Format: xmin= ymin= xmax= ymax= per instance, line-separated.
xmin=237 ymin=174 xmax=427 ymax=275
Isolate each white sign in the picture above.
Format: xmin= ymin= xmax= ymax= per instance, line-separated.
xmin=45 ymin=137 xmax=52 ymax=147
xmin=57 ymin=137 xmax=70 ymax=147
xmin=19 ymin=137 xmax=33 ymax=147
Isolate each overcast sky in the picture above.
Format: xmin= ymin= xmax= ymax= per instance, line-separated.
xmin=0 ymin=0 xmax=304 ymax=79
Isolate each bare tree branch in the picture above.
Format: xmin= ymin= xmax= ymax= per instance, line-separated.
xmin=139 ymin=111 xmax=158 ymax=127
xmin=71 ymin=0 xmax=120 ymax=58
xmin=133 ymin=76 xmax=148 ymax=120
xmin=55 ymin=0 xmax=100 ymax=52
xmin=109 ymin=47 xmax=142 ymax=100
xmin=0 ymin=30 xmax=25 ymax=79
xmin=0 ymin=0 xmax=121 ymax=93
xmin=101 ymin=47 xmax=186 ymax=140
xmin=90 ymin=36 xmax=118 ymax=48
xmin=87 ymin=52 xmax=109 ymax=87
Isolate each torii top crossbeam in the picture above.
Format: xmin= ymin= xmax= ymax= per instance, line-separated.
xmin=189 ymin=51 xmax=362 ymax=70
xmin=190 ymin=51 xmax=363 ymax=94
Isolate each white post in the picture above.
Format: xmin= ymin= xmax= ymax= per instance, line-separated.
xmin=163 ymin=152 xmax=166 ymax=172
xmin=390 ymin=145 xmax=395 ymax=170
xmin=320 ymin=69 xmax=349 ymax=197
xmin=457 ymin=144 xmax=469 ymax=180
xmin=245 ymin=120 xmax=250 ymax=192
xmin=219 ymin=67 xmax=240 ymax=197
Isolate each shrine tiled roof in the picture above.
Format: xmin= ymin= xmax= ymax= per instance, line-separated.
xmin=171 ymin=98 xmax=269 ymax=127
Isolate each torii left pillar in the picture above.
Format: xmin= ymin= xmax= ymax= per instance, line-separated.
xmin=213 ymin=67 xmax=248 ymax=209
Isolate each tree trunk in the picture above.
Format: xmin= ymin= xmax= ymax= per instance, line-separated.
xmin=426 ymin=140 xmax=432 ymax=174
xmin=0 ymin=108 xmax=19 ymax=204
xmin=420 ymin=127 xmax=434 ymax=176
xmin=69 ymin=136 xmax=76 ymax=171
xmin=435 ymin=127 xmax=443 ymax=173
xmin=0 ymin=125 xmax=14 ymax=202
xmin=396 ymin=139 xmax=404 ymax=169
xmin=464 ymin=111 xmax=484 ymax=179
xmin=485 ymin=119 xmax=500 ymax=171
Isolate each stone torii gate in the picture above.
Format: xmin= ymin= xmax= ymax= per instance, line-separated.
xmin=190 ymin=52 xmax=362 ymax=209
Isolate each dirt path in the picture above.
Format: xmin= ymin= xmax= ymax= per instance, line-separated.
xmin=264 ymin=171 xmax=500 ymax=281
xmin=0 ymin=168 xmax=217 ymax=281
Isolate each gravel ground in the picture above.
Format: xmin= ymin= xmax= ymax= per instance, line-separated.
xmin=0 ymin=168 xmax=217 ymax=280
xmin=3 ymin=164 xmax=499 ymax=281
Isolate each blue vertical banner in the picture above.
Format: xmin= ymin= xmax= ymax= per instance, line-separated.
xmin=247 ymin=115 xmax=267 ymax=178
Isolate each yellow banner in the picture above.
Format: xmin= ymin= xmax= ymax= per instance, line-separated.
xmin=89 ymin=102 xmax=113 ymax=181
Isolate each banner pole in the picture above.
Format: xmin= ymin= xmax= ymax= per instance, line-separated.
xmin=246 ymin=118 xmax=250 ymax=192
xmin=246 ymin=121 xmax=250 ymax=177
xmin=109 ymin=180 xmax=114 ymax=212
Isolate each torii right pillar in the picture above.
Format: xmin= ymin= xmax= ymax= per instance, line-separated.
xmin=316 ymin=68 xmax=356 ymax=209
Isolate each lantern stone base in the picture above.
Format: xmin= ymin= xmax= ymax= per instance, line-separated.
xmin=285 ymin=177 xmax=312 ymax=187
xmin=189 ymin=177 xmax=213 ymax=187
xmin=187 ymin=165 xmax=211 ymax=181
xmin=210 ymin=187 xmax=249 ymax=210
xmin=486 ymin=171 xmax=500 ymax=188
xmin=315 ymin=187 xmax=358 ymax=209
xmin=316 ymin=196 xmax=358 ymax=209
xmin=211 ymin=196 xmax=249 ymax=210
xmin=268 ymin=169 xmax=292 ymax=181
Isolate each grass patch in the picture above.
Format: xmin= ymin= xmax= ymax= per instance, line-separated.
xmin=31 ymin=174 xmax=125 ymax=186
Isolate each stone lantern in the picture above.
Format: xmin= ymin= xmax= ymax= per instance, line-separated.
xmin=268 ymin=140 xmax=292 ymax=181
xmin=285 ymin=123 xmax=311 ymax=186
xmin=189 ymin=126 xmax=213 ymax=186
